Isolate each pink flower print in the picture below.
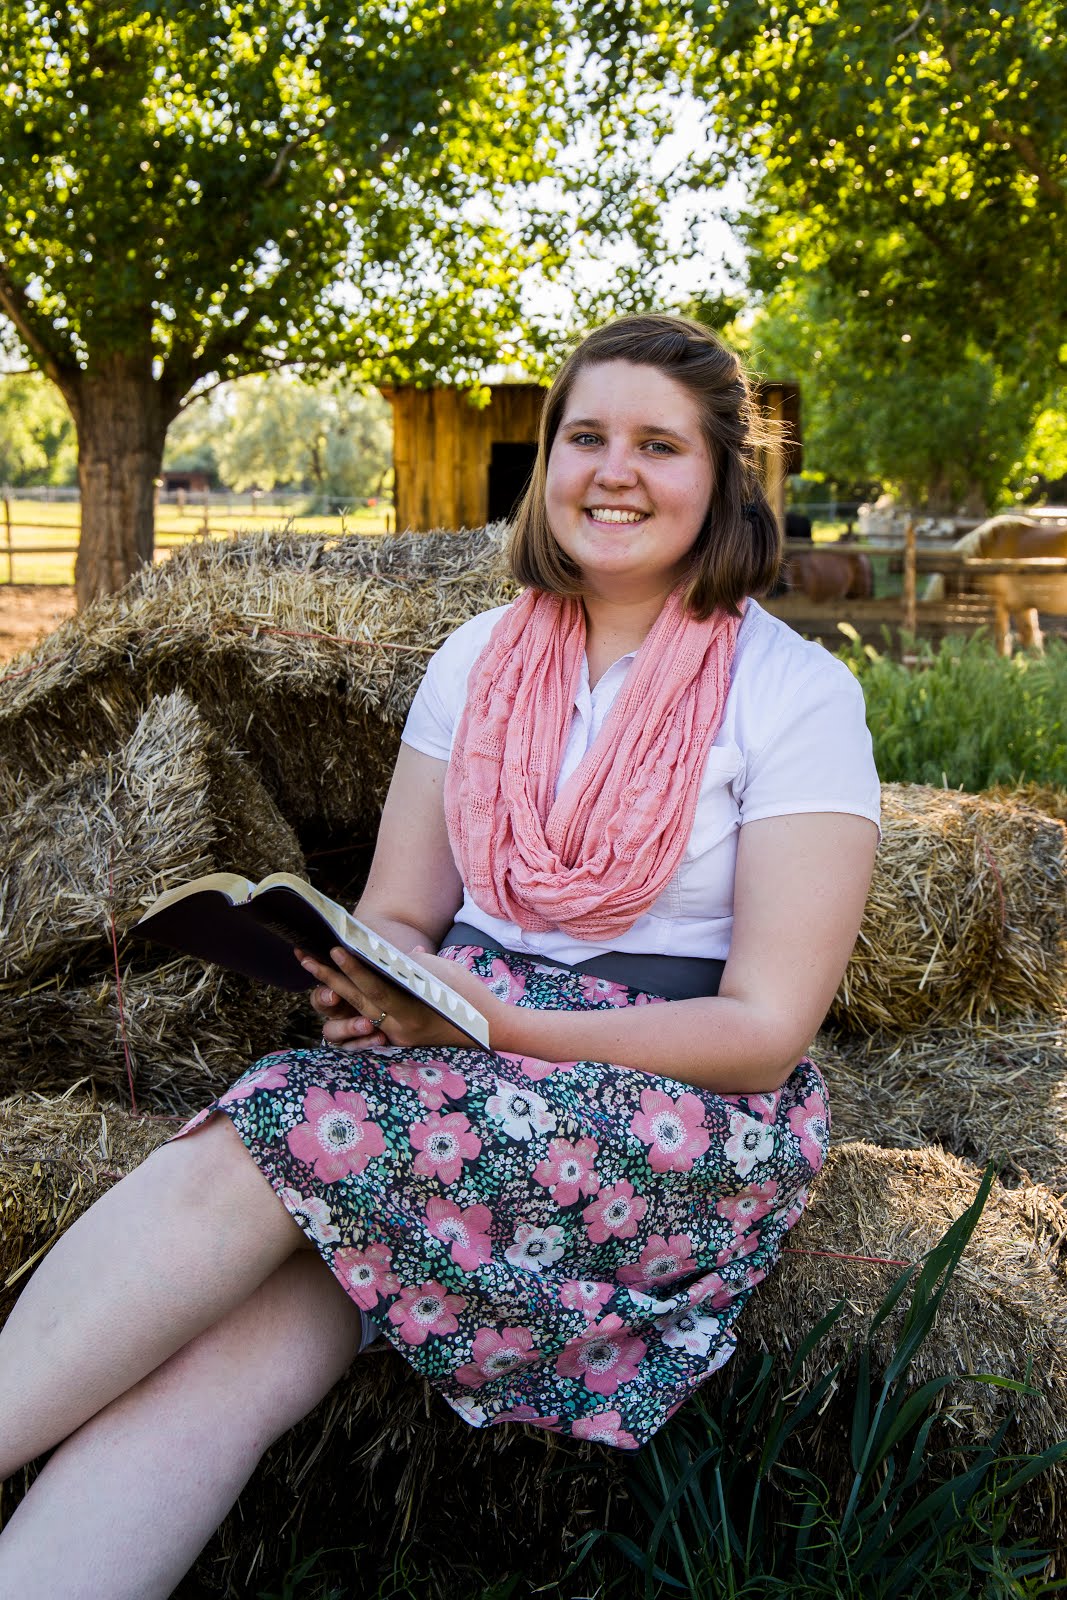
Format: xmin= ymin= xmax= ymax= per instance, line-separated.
xmin=286 ymin=1087 xmax=385 ymax=1183
xmin=560 ymin=1279 xmax=615 ymax=1319
xmin=787 ymin=1090 xmax=830 ymax=1169
xmin=504 ymin=1222 xmax=566 ymax=1273
xmin=218 ymin=1059 xmax=291 ymax=1105
xmin=491 ymin=1405 xmax=562 ymax=1430
xmin=275 ymin=1186 xmax=341 ymax=1246
xmin=616 ymin=1232 xmax=697 ymax=1291
xmin=630 ymin=1088 xmax=710 ymax=1173
xmin=333 ymin=1242 xmax=400 ymax=1308
xmin=533 ymin=1137 xmax=601 ymax=1207
xmin=683 ymin=1270 xmax=732 ymax=1311
xmin=716 ymin=1180 xmax=780 ymax=1231
xmin=516 ymin=1054 xmax=576 ymax=1082
xmin=582 ymin=1180 xmax=648 ymax=1244
xmin=572 ymin=1409 xmax=640 ymax=1449
xmin=388 ymin=1058 xmax=467 ymax=1110
xmin=485 ymin=1079 xmax=556 ymax=1140
xmin=455 ymin=1325 xmax=539 ymax=1389
xmin=578 ymin=973 xmax=629 ymax=1004
xmin=387 ymin=1280 xmax=466 ymax=1346
xmin=484 ymin=958 xmax=527 ymax=1005
xmin=410 ymin=1110 xmax=481 ymax=1185
xmin=723 ymin=1109 xmax=777 ymax=1178
xmin=424 ymin=1196 xmax=493 ymax=1271
xmin=555 ymin=1314 xmax=647 ymax=1396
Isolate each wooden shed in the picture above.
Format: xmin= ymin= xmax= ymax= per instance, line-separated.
xmin=384 ymin=380 xmax=801 ymax=534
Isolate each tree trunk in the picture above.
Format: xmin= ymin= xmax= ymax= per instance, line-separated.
xmin=69 ymin=358 xmax=174 ymax=609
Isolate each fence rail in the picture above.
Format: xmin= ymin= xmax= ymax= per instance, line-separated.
xmin=0 ymin=493 xmax=393 ymax=584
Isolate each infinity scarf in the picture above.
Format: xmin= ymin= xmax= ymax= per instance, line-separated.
xmin=443 ymin=587 xmax=741 ymax=942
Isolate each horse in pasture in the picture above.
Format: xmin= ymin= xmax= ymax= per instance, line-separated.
xmin=923 ymin=515 xmax=1067 ymax=655
xmin=785 ymin=547 xmax=874 ymax=604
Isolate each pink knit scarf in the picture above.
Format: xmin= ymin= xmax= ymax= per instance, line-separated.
xmin=443 ymin=587 xmax=741 ymax=941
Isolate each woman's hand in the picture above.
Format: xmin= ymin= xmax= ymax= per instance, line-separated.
xmin=298 ymin=944 xmax=505 ymax=1053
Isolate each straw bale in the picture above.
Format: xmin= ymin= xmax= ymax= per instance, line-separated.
xmin=0 ymin=527 xmax=514 ymax=832
xmin=0 ymin=1089 xmax=176 ymax=1323
xmin=0 ymin=690 xmax=304 ymax=989
xmin=0 ymin=959 xmax=308 ymax=1115
xmin=816 ymin=1015 xmax=1067 ymax=1196
xmin=832 ymin=783 xmax=1067 ymax=1033
xmin=987 ymin=781 xmax=1067 ymax=825
xmin=732 ymin=1141 xmax=1067 ymax=1547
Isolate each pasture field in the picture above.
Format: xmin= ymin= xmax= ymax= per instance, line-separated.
xmin=0 ymin=497 xmax=392 ymax=585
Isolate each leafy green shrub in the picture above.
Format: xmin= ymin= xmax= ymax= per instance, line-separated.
xmin=572 ymin=1167 xmax=1067 ymax=1599
xmin=837 ymin=633 xmax=1067 ymax=792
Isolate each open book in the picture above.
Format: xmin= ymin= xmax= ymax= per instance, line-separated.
xmin=134 ymin=872 xmax=490 ymax=1048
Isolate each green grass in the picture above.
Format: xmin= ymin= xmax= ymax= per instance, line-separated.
xmin=839 ymin=632 xmax=1067 ymax=791
xmin=0 ymin=499 xmax=393 ymax=584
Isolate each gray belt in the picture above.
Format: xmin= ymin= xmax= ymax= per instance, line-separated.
xmin=438 ymin=921 xmax=724 ymax=1002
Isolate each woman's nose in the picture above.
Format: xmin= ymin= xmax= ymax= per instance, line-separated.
xmin=593 ymin=444 xmax=638 ymax=486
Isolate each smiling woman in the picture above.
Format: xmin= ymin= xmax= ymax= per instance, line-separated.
xmin=0 ymin=315 xmax=881 ymax=1600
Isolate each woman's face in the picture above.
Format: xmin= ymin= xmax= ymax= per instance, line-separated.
xmin=544 ymin=359 xmax=714 ymax=603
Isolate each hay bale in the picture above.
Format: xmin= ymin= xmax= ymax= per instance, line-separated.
xmin=0 ymin=527 xmax=514 ymax=833
xmin=0 ymin=959 xmax=309 ymax=1115
xmin=0 ymin=690 xmax=304 ymax=987
xmin=816 ymin=1016 xmax=1067 ymax=1195
xmin=987 ymin=781 xmax=1067 ymax=825
xmin=832 ymin=784 xmax=1066 ymax=1033
xmin=732 ymin=1142 xmax=1067 ymax=1549
xmin=0 ymin=1089 xmax=176 ymax=1322
xmin=0 ymin=690 xmax=308 ymax=1108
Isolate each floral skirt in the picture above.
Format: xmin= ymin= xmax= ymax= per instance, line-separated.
xmin=180 ymin=946 xmax=829 ymax=1449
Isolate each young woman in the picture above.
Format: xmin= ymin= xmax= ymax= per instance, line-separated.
xmin=0 ymin=314 xmax=880 ymax=1598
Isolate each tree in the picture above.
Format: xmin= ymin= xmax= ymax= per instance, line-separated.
xmin=165 ymin=375 xmax=392 ymax=502
xmin=0 ymin=370 xmax=77 ymax=486
xmin=0 ymin=1 xmax=684 ymax=605
xmin=679 ymin=0 xmax=1067 ymax=378
xmin=742 ymin=275 xmax=1042 ymax=512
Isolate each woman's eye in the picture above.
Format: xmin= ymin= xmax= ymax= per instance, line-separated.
xmin=644 ymin=440 xmax=674 ymax=454
xmin=571 ymin=432 xmax=601 ymax=446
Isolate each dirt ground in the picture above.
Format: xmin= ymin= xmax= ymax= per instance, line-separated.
xmin=0 ymin=585 xmax=76 ymax=664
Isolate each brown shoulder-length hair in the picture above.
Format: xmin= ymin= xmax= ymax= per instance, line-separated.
xmin=509 ymin=313 xmax=781 ymax=618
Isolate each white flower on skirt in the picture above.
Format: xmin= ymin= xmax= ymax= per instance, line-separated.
xmin=723 ymin=1111 xmax=776 ymax=1178
xmin=276 ymin=1186 xmax=341 ymax=1246
xmin=446 ymin=1395 xmax=489 ymax=1426
xmin=485 ymin=1079 xmax=557 ymax=1141
xmin=505 ymin=1222 xmax=566 ymax=1273
xmin=657 ymin=1303 xmax=722 ymax=1356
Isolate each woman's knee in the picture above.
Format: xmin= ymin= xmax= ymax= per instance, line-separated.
xmin=162 ymin=1254 xmax=363 ymax=1443
xmin=135 ymin=1115 xmax=307 ymax=1251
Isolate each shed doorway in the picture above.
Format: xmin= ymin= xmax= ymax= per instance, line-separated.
xmin=487 ymin=442 xmax=537 ymax=524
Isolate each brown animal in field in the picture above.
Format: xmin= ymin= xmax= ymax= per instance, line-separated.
xmin=923 ymin=515 xmax=1067 ymax=655
xmin=785 ymin=548 xmax=874 ymax=604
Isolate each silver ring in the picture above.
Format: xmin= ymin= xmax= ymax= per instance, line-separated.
xmin=368 ymin=1010 xmax=387 ymax=1030
xmin=320 ymin=1032 xmax=332 ymax=1049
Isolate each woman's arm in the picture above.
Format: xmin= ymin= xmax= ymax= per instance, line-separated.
xmin=314 ymin=796 xmax=877 ymax=1091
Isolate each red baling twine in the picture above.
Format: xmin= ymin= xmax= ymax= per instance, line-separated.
xmin=977 ymin=835 xmax=1007 ymax=931
xmin=107 ymin=847 xmax=138 ymax=1117
xmin=782 ymin=1246 xmax=913 ymax=1268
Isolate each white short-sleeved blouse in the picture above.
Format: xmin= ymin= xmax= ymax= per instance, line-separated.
xmin=402 ymin=598 xmax=881 ymax=965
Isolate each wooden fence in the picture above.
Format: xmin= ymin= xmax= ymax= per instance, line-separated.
xmin=0 ymin=494 xmax=393 ymax=584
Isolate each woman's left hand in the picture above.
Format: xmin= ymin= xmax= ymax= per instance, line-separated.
xmin=298 ymin=945 xmax=504 ymax=1052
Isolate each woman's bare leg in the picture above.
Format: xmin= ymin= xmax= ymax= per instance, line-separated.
xmin=0 ymin=1250 xmax=363 ymax=1600
xmin=0 ymin=1115 xmax=310 ymax=1479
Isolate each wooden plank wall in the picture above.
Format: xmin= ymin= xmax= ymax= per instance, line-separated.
xmin=387 ymin=385 xmax=545 ymax=533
